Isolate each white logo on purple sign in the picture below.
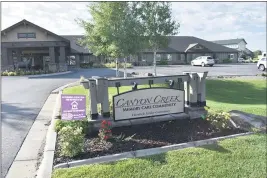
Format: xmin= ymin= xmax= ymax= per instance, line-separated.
xmin=61 ymin=95 xmax=86 ymax=120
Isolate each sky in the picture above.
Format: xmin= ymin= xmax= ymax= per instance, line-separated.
xmin=1 ymin=2 xmax=266 ymax=51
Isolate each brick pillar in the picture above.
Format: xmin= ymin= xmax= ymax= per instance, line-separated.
xmin=49 ymin=47 xmax=55 ymax=63
xmin=58 ymin=46 xmax=67 ymax=71
xmin=48 ymin=47 xmax=57 ymax=72
xmin=1 ymin=47 xmax=8 ymax=66
xmin=76 ymin=54 xmax=80 ymax=68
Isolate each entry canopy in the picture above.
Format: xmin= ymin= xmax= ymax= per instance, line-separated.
xmin=185 ymin=43 xmax=213 ymax=53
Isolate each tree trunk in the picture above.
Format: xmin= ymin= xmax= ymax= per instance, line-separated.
xmin=123 ymin=57 xmax=127 ymax=79
xmin=153 ymin=50 xmax=157 ymax=76
xmin=116 ymin=58 xmax=119 ymax=77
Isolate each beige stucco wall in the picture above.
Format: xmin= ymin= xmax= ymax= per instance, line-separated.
xmin=1 ymin=24 xmax=63 ymax=42
xmin=238 ymin=41 xmax=246 ymax=51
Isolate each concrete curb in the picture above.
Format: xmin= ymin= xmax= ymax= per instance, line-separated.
xmin=51 ymin=81 xmax=80 ymax=94
xmin=36 ymin=91 xmax=61 ymax=178
xmin=5 ymin=94 xmax=58 ymax=178
xmin=27 ymin=71 xmax=72 ymax=78
xmin=54 ymin=132 xmax=253 ymax=169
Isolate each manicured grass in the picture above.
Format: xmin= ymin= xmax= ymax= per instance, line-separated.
xmin=206 ymin=79 xmax=266 ymax=116
xmin=52 ymin=134 xmax=266 ymax=178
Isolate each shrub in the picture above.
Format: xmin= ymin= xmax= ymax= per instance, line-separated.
xmin=8 ymin=71 xmax=16 ymax=76
xmin=203 ymin=106 xmax=231 ymax=130
xmin=158 ymin=60 xmax=168 ymax=65
xmin=125 ymin=63 xmax=133 ymax=68
xmin=222 ymin=58 xmax=232 ymax=63
xmin=54 ymin=119 xmax=91 ymax=135
xmin=58 ymin=126 xmax=84 ymax=157
xmin=92 ymin=63 xmax=105 ymax=68
xmin=98 ymin=120 xmax=112 ymax=141
xmin=2 ymin=71 xmax=8 ymax=76
xmin=80 ymin=62 xmax=94 ymax=68
xmin=261 ymin=73 xmax=267 ymax=77
xmin=80 ymin=76 xmax=86 ymax=82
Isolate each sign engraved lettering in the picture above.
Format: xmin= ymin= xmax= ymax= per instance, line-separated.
xmin=113 ymin=88 xmax=184 ymax=121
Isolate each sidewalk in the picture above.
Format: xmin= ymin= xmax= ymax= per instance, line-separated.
xmin=5 ymin=94 xmax=58 ymax=178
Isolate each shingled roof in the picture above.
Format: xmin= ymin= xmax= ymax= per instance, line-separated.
xmin=61 ymin=35 xmax=92 ymax=54
xmin=1 ymin=19 xmax=70 ymax=43
xmin=212 ymin=38 xmax=247 ymax=45
xmin=142 ymin=36 xmax=238 ymax=53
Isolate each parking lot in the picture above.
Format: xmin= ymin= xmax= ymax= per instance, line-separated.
xmin=126 ymin=63 xmax=263 ymax=77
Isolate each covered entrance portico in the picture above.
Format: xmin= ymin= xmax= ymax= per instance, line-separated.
xmin=1 ymin=41 xmax=70 ymax=72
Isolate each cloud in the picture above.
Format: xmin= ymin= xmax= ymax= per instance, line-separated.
xmin=1 ymin=2 xmax=266 ymax=51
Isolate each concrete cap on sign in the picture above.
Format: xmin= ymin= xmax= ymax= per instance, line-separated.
xmin=197 ymin=71 xmax=208 ymax=78
xmin=92 ymin=76 xmax=106 ymax=80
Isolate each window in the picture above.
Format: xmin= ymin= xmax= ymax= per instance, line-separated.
xmin=207 ymin=56 xmax=212 ymax=59
xmin=156 ymin=54 xmax=161 ymax=61
xmin=230 ymin=54 xmax=234 ymax=59
xmin=167 ymin=54 xmax=172 ymax=61
xmin=17 ymin=33 xmax=36 ymax=39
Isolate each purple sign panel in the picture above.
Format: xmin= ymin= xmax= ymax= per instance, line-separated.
xmin=61 ymin=94 xmax=86 ymax=120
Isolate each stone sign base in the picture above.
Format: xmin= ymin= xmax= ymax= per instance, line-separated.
xmin=185 ymin=106 xmax=207 ymax=119
xmin=1 ymin=65 xmax=15 ymax=71
xmin=58 ymin=63 xmax=68 ymax=72
xmin=90 ymin=113 xmax=189 ymax=132
xmin=48 ymin=63 xmax=57 ymax=72
xmin=88 ymin=106 xmax=206 ymax=132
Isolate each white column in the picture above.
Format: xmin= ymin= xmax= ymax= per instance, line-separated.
xmin=183 ymin=72 xmax=198 ymax=107
xmin=197 ymin=72 xmax=208 ymax=106
xmin=93 ymin=76 xmax=110 ymax=117
xmin=88 ymin=79 xmax=98 ymax=119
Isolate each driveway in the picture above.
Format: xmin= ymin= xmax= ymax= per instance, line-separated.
xmin=1 ymin=68 xmax=122 ymax=177
xmin=126 ymin=63 xmax=262 ymax=76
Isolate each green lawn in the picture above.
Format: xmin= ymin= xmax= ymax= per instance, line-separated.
xmin=206 ymin=79 xmax=266 ymax=116
xmin=53 ymin=134 xmax=266 ymax=178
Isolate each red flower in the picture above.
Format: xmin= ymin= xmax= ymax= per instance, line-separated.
xmin=102 ymin=120 xmax=107 ymax=124
xmin=104 ymin=135 xmax=109 ymax=140
xmin=107 ymin=121 xmax=111 ymax=126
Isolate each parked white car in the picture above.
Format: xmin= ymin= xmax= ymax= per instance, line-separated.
xmin=191 ymin=56 xmax=215 ymax=67
xmin=238 ymin=58 xmax=245 ymax=63
xmin=257 ymin=58 xmax=266 ymax=71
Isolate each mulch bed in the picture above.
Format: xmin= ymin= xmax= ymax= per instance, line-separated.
xmin=54 ymin=118 xmax=246 ymax=165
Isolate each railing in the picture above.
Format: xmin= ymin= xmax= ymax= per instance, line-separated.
xmin=84 ymin=71 xmax=208 ymax=119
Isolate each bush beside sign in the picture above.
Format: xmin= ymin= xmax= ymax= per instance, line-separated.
xmin=61 ymin=94 xmax=86 ymax=120
xmin=113 ymin=88 xmax=184 ymax=121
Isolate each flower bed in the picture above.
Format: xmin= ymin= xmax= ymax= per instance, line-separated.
xmin=1 ymin=69 xmax=58 ymax=76
xmin=53 ymin=118 xmax=246 ymax=166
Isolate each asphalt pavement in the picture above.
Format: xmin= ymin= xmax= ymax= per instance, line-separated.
xmin=1 ymin=63 xmax=263 ymax=177
xmin=127 ymin=63 xmax=262 ymax=76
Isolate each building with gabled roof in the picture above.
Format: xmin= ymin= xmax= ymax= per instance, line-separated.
xmin=1 ymin=19 xmax=239 ymax=71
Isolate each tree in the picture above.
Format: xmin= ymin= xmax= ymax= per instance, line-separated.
xmin=253 ymin=50 xmax=262 ymax=58
xmin=77 ymin=2 xmax=144 ymax=78
xmin=135 ymin=2 xmax=179 ymax=76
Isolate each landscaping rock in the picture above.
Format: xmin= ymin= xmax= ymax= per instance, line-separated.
xmin=229 ymin=110 xmax=266 ymax=132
